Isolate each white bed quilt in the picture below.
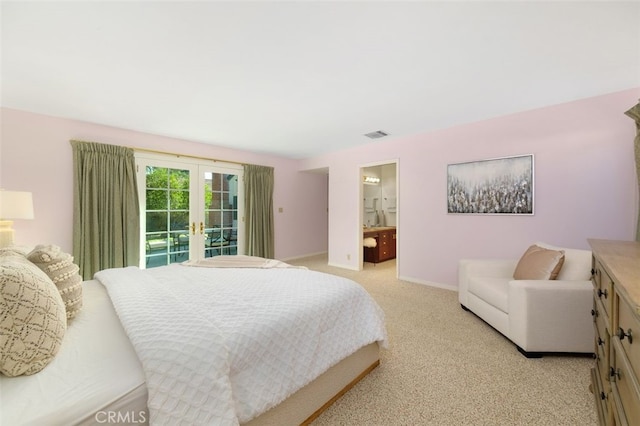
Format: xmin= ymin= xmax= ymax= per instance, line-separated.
xmin=94 ymin=264 xmax=387 ymax=426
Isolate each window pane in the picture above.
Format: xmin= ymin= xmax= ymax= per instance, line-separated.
xmin=205 ymin=211 xmax=221 ymax=229
xmin=220 ymin=196 xmax=227 ymax=207
xmin=169 ymin=169 xmax=189 ymax=190
xmin=170 ymin=189 xmax=189 ymax=210
xmin=146 ymin=212 xmax=167 ymax=232
xmin=171 ymin=232 xmax=189 ymax=250
xmin=169 ymin=231 xmax=189 ymax=264
xmin=145 ymin=234 xmax=166 ymax=273
xmin=208 ymin=191 xmax=222 ymax=209
xmin=222 ymin=212 xmax=234 ymax=227
xmin=146 ymin=189 xmax=167 ymax=210
xmin=146 ymin=167 xmax=168 ymax=189
xmin=170 ymin=212 xmax=189 ymax=232
xmin=146 ymin=254 xmax=168 ymax=268
xmin=223 ymin=174 xmax=235 ymax=190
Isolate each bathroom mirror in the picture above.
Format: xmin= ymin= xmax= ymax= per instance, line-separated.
xmin=363 ymin=164 xmax=396 ymax=228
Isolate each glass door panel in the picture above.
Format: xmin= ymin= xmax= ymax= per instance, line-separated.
xmin=144 ymin=166 xmax=191 ymax=268
xmin=203 ymin=170 xmax=239 ymax=258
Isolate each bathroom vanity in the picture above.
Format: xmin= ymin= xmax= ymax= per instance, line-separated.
xmin=363 ymin=227 xmax=396 ymax=263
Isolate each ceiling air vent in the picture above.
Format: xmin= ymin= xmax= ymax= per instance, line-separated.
xmin=364 ymin=130 xmax=389 ymax=139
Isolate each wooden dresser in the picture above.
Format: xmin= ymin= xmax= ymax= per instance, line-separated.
xmin=589 ymin=239 xmax=640 ymax=426
xmin=363 ymin=227 xmax=396 ymax=263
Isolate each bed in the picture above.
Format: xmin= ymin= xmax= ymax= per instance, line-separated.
xmin=1 ymin=254 xmax=387 ymax=426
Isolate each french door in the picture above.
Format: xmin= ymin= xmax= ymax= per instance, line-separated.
xmin=136 ymin=154 xmax=244 ymax=268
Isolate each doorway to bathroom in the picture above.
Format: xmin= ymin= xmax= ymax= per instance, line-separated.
xmin=360 ymin=161 xmax=398 ymax=273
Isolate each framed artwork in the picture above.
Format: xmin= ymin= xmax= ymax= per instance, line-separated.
xmin=447 ymin=154 xmax=534 ymax=215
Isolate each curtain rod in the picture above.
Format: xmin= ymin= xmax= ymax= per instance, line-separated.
xmin=70 ymin=139 xmax=252 ymax=167
xmin=131 ymin=146 xmax=247 ymax=166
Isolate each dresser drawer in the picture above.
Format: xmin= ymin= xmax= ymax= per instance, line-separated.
xmin=594 ymin=296 xmax=609 ymax=338
xmin=594 ymin=296 xmax=610 ymax=341
xmin=591 ymin=367 xmax=609 ymax=425
xmin=596 ymin=340 xmax=610 ymax=393
xmin=594 ymin=339 xmax=611 ymax=394
xmin=617 ymin=295 xmax=640 ymax=380
xmin=379 ymin=232 xmax=389 ymax=248
xmin=594 ymin=314 xmax=610 ymax=393
xmin=592 ymin=260 xmax=613 ymax=318
xmin=613 ymin=344 xmax=640 ymax=426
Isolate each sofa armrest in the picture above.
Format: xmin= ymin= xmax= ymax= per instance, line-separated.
xmin=508 ymin=279 xmax=594 ymax=353
xmin=458 ymin=259 xmax=518 ymax=305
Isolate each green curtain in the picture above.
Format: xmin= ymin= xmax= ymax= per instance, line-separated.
xmin=70 ymin=140 xmax=140 ymax=279
xmin=624 ymin=101 xmax=640 ymax=242
xmin=243 ymin=164 xmax=275 ymax=258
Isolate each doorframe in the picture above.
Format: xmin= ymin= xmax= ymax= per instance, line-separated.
xmin=359 ymin=159 xmax=399 ymax=275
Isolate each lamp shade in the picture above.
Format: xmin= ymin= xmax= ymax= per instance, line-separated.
xmin=0 ymin=190 xmax=34 ymax=220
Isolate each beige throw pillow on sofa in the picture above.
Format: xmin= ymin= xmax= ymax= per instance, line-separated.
xmin=513 ymin=244 xmax=565 ymax=280
xmin=27 ymin=245 xmax=83 ymax=321
xmin=0 ymin=252 xmax=67 ymax=376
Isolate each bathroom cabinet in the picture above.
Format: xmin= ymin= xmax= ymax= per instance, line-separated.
xmin=363 ymin=227 xmax=396 ymax=263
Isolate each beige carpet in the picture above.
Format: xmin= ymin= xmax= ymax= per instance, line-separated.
xmin=287 ymin=254 xmax=598 ymax=426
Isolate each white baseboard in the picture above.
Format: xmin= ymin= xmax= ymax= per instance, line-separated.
xmin=279 ymin=251 xmax=328 ymax=262
xmin=398 ymin=275 xmax=458 ymax=292
xmin=327 ymin=261 xmax=359 ymax=271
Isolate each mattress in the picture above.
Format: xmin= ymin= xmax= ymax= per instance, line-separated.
xmin=94 ymin=264 xmax=387 ymax=424
xmin=0 ymin=280 xmax=147 ymax=426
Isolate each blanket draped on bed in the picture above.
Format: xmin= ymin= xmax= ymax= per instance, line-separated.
xmin=95 ymin=264 xmax=387 ymax=426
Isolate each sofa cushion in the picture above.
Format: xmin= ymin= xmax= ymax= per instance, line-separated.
xmin=468 ymin=276 xmax=510 ymax=313
xmin=513 ymin=245 xmax=565 ymax=280
xmin=535 ymin=242 xmax=592 ymax=281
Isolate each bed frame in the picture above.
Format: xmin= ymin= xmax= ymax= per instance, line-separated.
xmin=247 ymin=342 xmax=380 ymax=425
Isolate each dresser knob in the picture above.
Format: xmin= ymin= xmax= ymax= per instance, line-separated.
xmin=610 ymin=367 xmax=621 ymax=381
xmin=600 ymin=391 xmax=606 ymax=401
xmin=591 ymin=309 xmax=598 ymax=318
xmin=598 ymin=337 xmax=605 ymax=346
xmin=617 ymin=327 xmax=633 ymax=344
xmin=597 ymin=289 xmax=608 ymax=298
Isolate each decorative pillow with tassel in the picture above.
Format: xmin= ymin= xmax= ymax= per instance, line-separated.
xmin=27 ymin=245 xmax=83 ymax=321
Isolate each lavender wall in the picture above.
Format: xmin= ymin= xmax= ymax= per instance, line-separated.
xmin=2 ymin=88 xmax=638 ymax=288
xmin=301 ymin=88 xmax=640 ymax=288
xmin=0 ymin=108 xmax=328 ymax=260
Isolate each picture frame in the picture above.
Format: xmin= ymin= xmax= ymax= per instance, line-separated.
xmin=447 ymin=154 xmax=534 ymax=215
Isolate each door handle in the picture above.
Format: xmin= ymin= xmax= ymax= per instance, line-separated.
xmin=200 ymin=222 xmax=204 ymax=234
xmin=191 ymin=222 xmax=196 ymax=235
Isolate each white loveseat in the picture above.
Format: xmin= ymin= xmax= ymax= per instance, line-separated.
xmin=458 ymin=242 xmax=594 ymax=357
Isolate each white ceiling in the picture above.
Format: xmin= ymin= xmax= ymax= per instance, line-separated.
xmin=2 ymin=1 xmax=639 ymax=159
